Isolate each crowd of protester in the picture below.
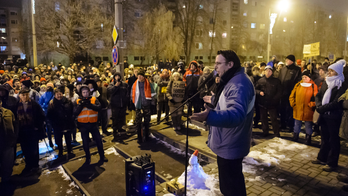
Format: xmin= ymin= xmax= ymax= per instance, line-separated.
xmin=2 ymin=54 xmax=348 ymax=191
xmin=247 ymin=55 xmax=348 ymax=188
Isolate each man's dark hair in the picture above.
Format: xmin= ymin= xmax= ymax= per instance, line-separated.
xmin=325 ymin=57 xmax=329 ymax=61
xmin=260 ymin=62 xmax=267 ymax=67
xmin=217 ymin=50 xmax=241 ymax=68
xmin=198 ymin=61 xmax=203 ymax=65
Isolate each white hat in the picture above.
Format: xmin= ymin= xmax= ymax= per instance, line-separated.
xmin=278 ymin=61 xmax=284 ymax=65
xmin=265 ymin=65 xmax=273 ymax=70
xmin=328 ymin=59 xmax=345 ymax=77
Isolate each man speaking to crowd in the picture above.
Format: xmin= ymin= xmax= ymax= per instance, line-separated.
xmin=191 ymin=50 xmax=255 ymax=196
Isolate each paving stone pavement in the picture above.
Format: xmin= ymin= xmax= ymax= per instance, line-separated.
xmin=156 ymin=137 xmax=348 ymax=196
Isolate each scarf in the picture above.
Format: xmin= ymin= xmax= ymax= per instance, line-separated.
xmin=213 ymin=65 xmax=241 ymax=108
xmin=322 ymin=75 xmax=344 ymax=105
xmin=132 ymin=79 xmax=154 ymax=108
xmin=17 ymin=99 xmax=33 ymax=128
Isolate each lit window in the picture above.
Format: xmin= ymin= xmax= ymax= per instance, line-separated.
xmin=329 ymin=15 xmax=332 ymax=19
xmin=260 ymin=24 xmax=265 ymax=29
xmin=222 ymin=32 xmax=227 ymax=38
xmin=243 ymin=11 xmax=247 ymax=16
xmin=0 ymin=28 xmax=5 ymax=33
xmin=251 ymin=23 xmax=256 ymax=29
xmin=283 ymin=17 xmax=287 ymax=22
xmin=0 ymin=46 xmax=6 ymax=51
xmin=195 ymin=42 xmax=203 ymax=50
xmin=244 ymin=0 xmax=248 ymax=4
xmin=55 ymin=2 xmax=60 ymax=11
xmin=209 ymin=30 xmax=216 ymax=37
xmin=57 ymin=41 xmax=59 ymax=47
xmin=199 ymin=5 xmax=203 ymax=9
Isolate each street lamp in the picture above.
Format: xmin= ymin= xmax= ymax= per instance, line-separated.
xmin=267 ymin=0 xmax=290 ymax=62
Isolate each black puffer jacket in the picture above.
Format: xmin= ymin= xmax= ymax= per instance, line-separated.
xmin=278 ymin=63 xmax=302 ymax=96
xmin=255 ymin=76 xmax=282 ymax=108
xmin=315 ymin=82 xmax=348 ymax=119
xmin=107 ymin=81 xmax=129 ymax=108
xmin=47 ymin=97 xmax=75 ymax=132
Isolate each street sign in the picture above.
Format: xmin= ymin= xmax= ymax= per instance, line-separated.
xmin=112 ymin=26 xmax=118 ymax=45
xmin=112 ymin=45 xmax=118 ymax=66
xmin=303 ymin=42 xmax=320 ymax=57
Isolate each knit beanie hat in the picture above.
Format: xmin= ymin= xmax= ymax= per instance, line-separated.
xmin=138 ymin=70 xmax=145 ymax=77
xmin=302 ymin=69 xmax=311 ymax=78
xmin=328 ymin=59 xmax=345 ymax=77
xmin=286 ymin=55 xmax=296 ymax=63
xmin=47 ymin=82 xmax=54 ymax=89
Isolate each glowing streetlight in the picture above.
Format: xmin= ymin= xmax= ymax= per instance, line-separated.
xmin=277 ymin=0 xmax=289 ymax=12
xmin=329 ymin=15 xmax=332 ymax=19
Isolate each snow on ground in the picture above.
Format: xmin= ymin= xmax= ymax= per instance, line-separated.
xmin=55 ymin=166 xmax=80 ymax=194
xmin=105 ymin=147 xmax=120 ymax=156
xmin=188 ymin=123 xmax=207 ymax=132
xmin=184 ymin=174 xmax=222 ymax=196
xmin=242 ymin=138 xmax=309 ymax=183
xmin=38 ymin=139 xmax=55 ymax=155
xmin=150 ymin=134 xmax=188 ymax=156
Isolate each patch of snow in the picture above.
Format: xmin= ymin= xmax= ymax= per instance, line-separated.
xmin=105 ymin=147 xmax=119 ymax=156
xmin=188 ymin=123 xmax=206 ymax=132
xmin=184 ymin=174 xmax=221 ymax=196
xmin=38 ymin=139 xmax=54 ymax=155
xmin=66 ymin=189 xmax=73 ymax=194
xmin=44 ymin=154 xmax=58 ymax=162
xmin=245 ymin=176 xmax=263 ymax=182
xmin=57 ymin=166 xmax=71 ymax=181
xmin=150 ymin=134 xmax=188 ymax=156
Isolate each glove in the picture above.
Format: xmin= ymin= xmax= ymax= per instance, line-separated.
xmin=316 ymin=106 xmax=324 ymax=114
xmin=170 ymin=99 xmax=175 ymax=104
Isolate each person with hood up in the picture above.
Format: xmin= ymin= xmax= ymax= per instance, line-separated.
xmin=183 ymin=60 xmax=203 ymax=116
xmin=312 ymin=59 xmax=348 ymax=172
xmin=166 ymin=72 xmax=185 ymax=131
xmin=107 ymin=72 xmax=129 ymax=141
xmin=46 ymin=86 xmax=74 ymax=158
xmin=131 ymin=70 xmax=156 ymax=143
xmin=278 ymin=55 xmax=302 ymax=132
xmin=289 ymin=69 xmax=318 ymax=144
xmin=74 ymin=85 xmax=107 ymax=165
xmin=255 ymin=65 xmax=282 ymax=137
xmin=157 ymin=69 xmax=170 ymax=123
xmin=16 ymin=88 xmax=46 ymax=176
xmin=39 ymin=82 xmax=55 ymax=147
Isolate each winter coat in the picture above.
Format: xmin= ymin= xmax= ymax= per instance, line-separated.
xmin=198 ymin=73 xmax=214 ymax=99
xmin=0 ymin=107 xmax=17 ymax=147
xmin=166 ymin=80 xmax=185 ymax=104
xmin=73 ymin=96 xmax=101 ymax=124
xmin=107 ymin=81 xmax=129 ymax=108
xmin=39 ymin=90 xmax=54 ymax=115
xmin=183 ymin=69 xmax=202 ymax=98
xmin=255 ymin=76 xmax=282 ymax=109
xmin=278 ymin=63 xmax=302 ymax=97
xmin=289 ymin=80 xmax=318 ymax=121
xmin=315 ymin=81 xmax=348 ymax=120
xmin=206 ymin=68 xmax=255 ymax=160
xmin=157 ymin=76 xmax=170 ymax=102
xmin=339 ymin=90 xmax=348 ymax=140
xmin=17 ymin=100 xmax=46 ymax=142
xmin=97 ymin=86 xmax=108 ymax=109
xmin=46 ymin=97 xmax=75 ymax=132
